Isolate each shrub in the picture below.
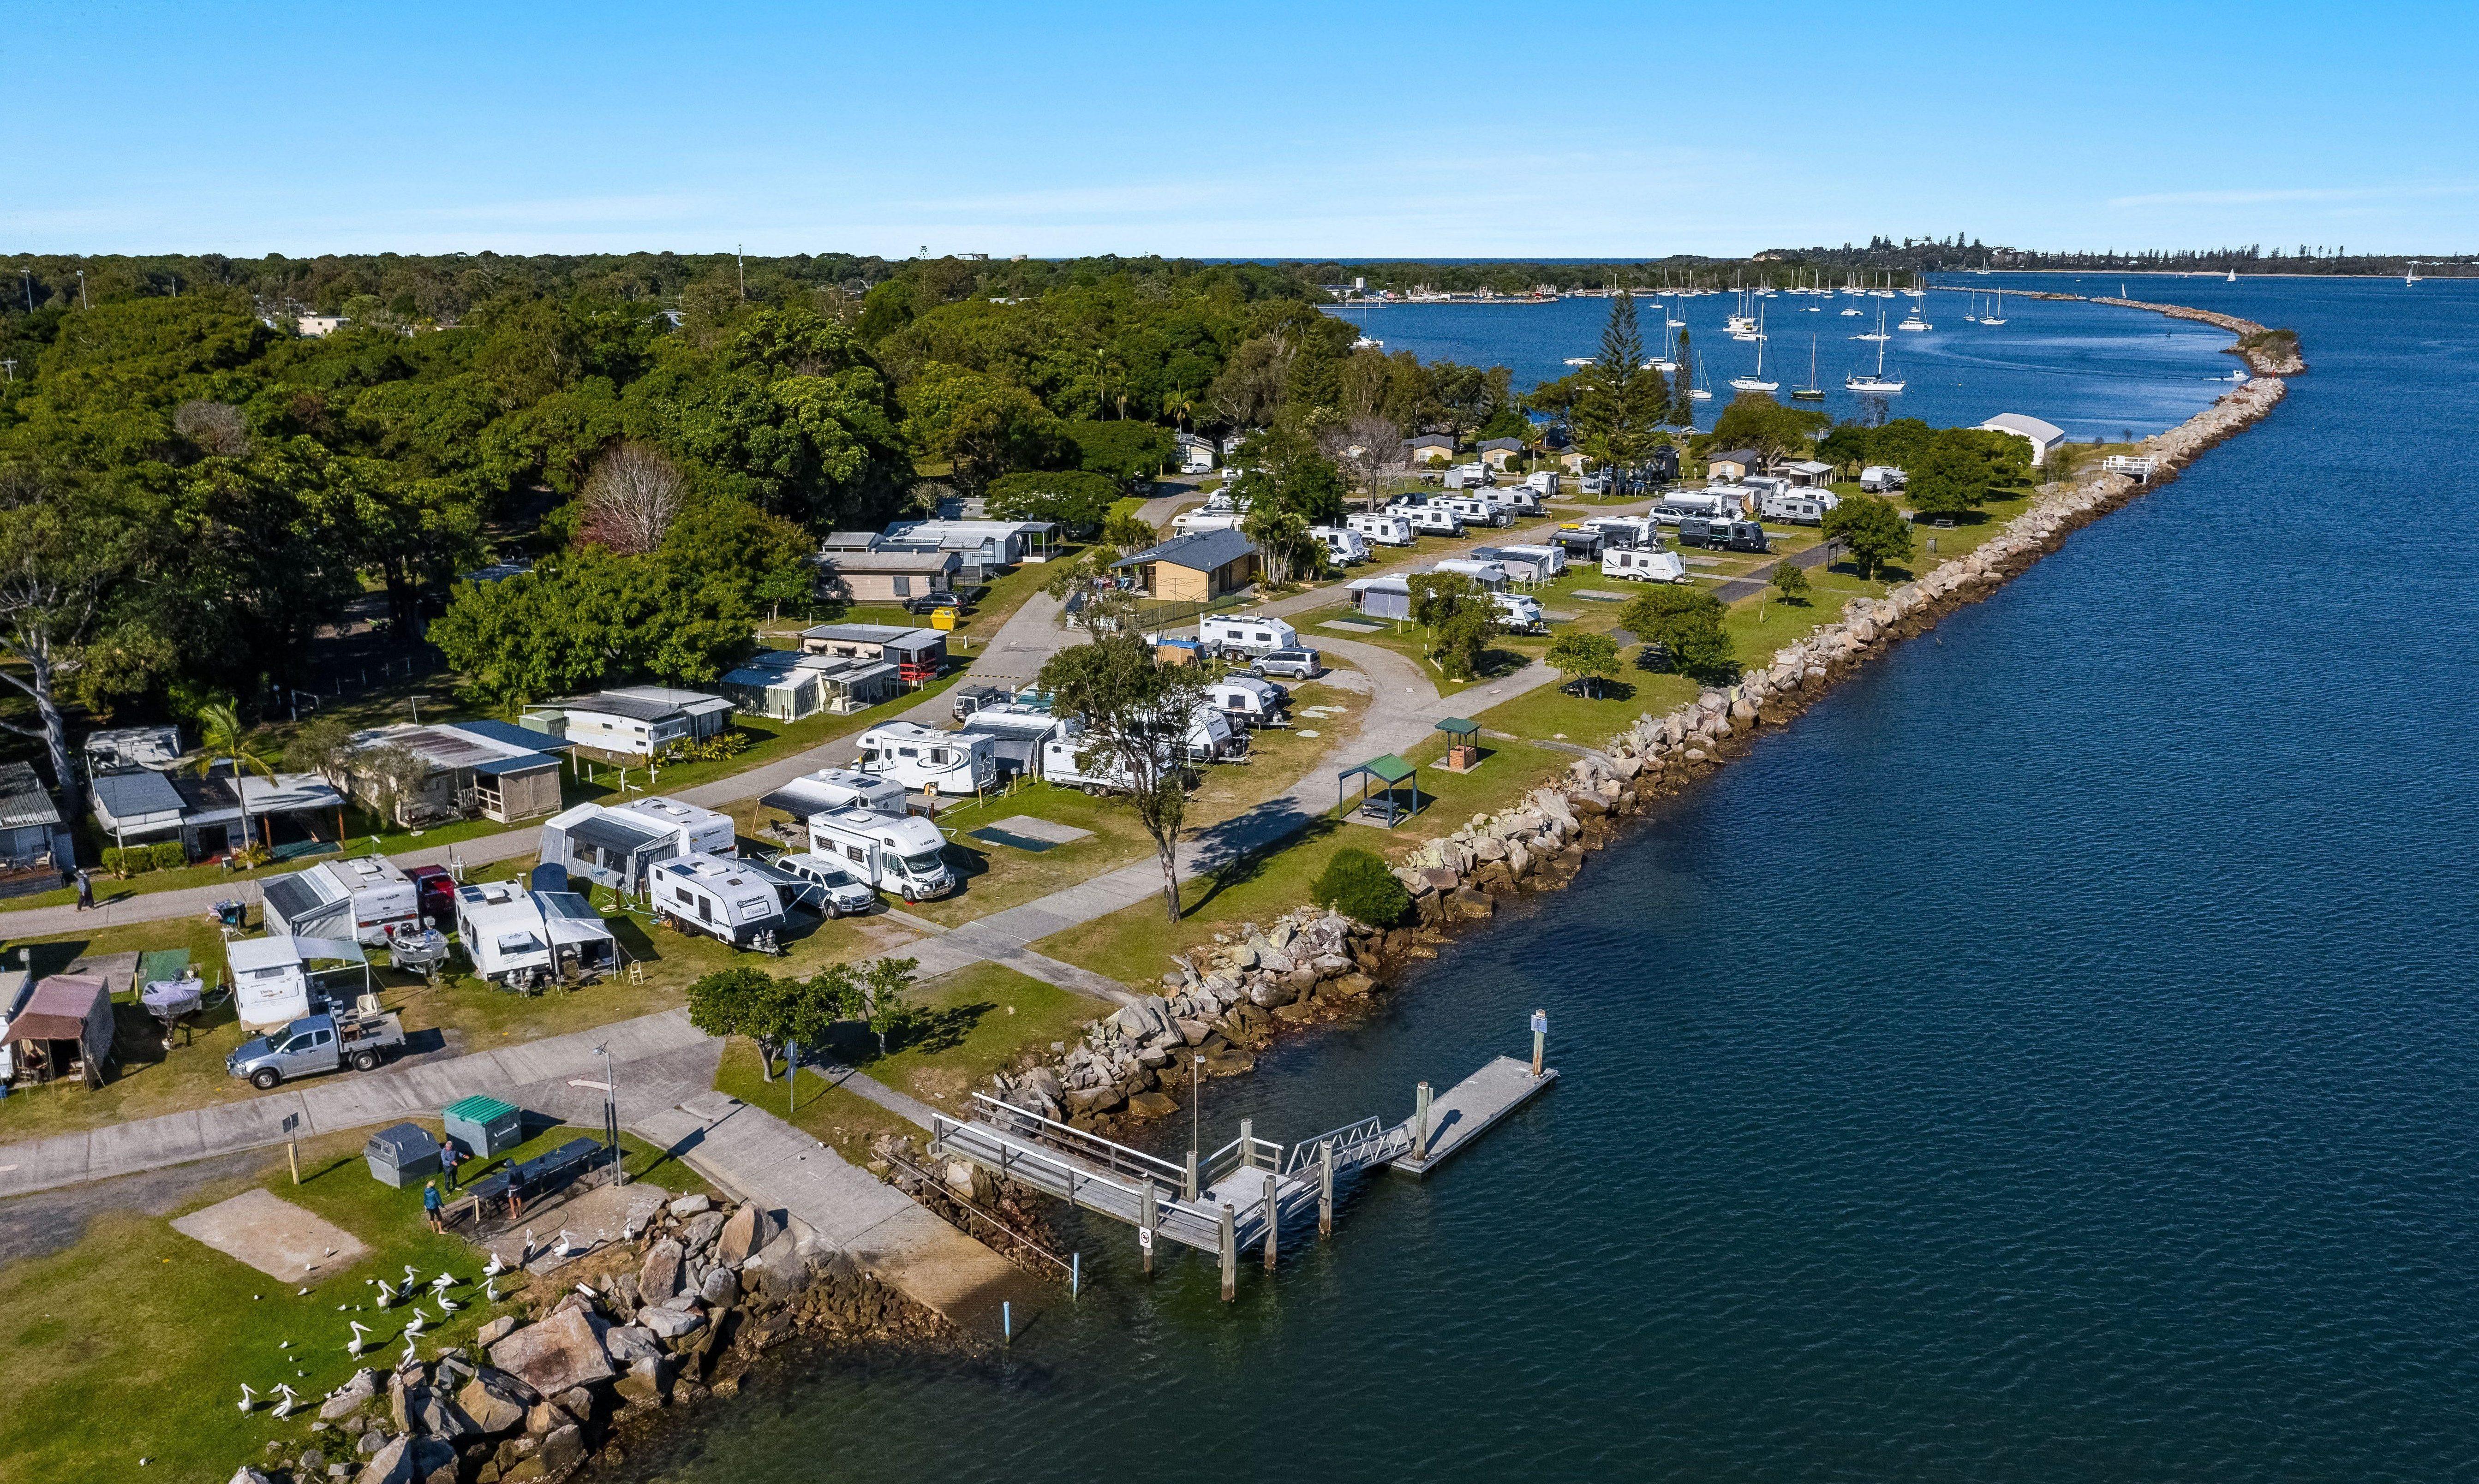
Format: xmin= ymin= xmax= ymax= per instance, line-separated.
xmin=1311 ymin=847 xmax=1413 ymax=929
xmin=107 ymin=846 xmax=155 ymax=877
xmin=99 ymin=846 xmax=122 ymax=876
xmin=149 ymin=840 xmax=188 ymax=871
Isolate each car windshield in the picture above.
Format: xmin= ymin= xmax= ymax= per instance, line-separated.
xmin=901 ymin=850 xmax=944 ymax=875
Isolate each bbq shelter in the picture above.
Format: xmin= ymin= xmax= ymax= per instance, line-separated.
xmin=1338 ymin=753 xmax=1423 ymax=826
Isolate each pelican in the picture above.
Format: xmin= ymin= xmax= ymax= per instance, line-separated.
xmin=277 ymin=1340 xmax=292 ymax=1350
xmin=552 ymin=1229 xmax=574 ymax=1259
xmin=435 ymin=1290 xmax=461 ymax=1313
xmin=271 ymin=1385 xmax=299 ymax=1419
xmin=398 ymin=1337 xmax=418 ymax=1369
xmin=403 ymin=1305 xmax=429 ymax=1337
xmin=484 ymin=1277 xmax=499 ymax=1305
xmin=238 ymin=1383 xmax=258 ymax=1413
xmin=347 ymin=1321 xmax=374 ymax=1356
xmin=519 ymin=1228 xmax=535 ymax=1263
xmin=433 ymin=1270 xmax=457 ymax=1289
xmin=482 ymin=1251 xmax=505 ymax=1278
xmin=368 ymin=1278 xmax=395 ymax=1307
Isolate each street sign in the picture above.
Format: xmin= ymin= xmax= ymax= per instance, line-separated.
xmin=1137 ymin=1226 xmax=1154 ymax=1252
xmin=281 ymin=1113 xmax=299 ymax=1134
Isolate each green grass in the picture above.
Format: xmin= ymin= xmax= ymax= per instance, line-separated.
xmin=846 ymin=962 xmax=1100 ymax=1110
xmin=0 ymin=1123 xmax=703 ymax=1484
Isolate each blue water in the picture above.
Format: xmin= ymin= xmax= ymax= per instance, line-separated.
xmin=632 ymin=277 xmax=2479 ymax=1483
xmin=1325 ymin=276 xmax=2240 ymax=437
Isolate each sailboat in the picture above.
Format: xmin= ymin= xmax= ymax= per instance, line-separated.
xmin=2226 ymin=268 xmax=2237 ymax=282
xmin=1648 ymin=328 xmax=1680 ymax=373
xmin=1845 ymin=328 xmax=1906 ymax=394
xmin=1964 ymin=291 xmax=1979 ymax=323
xmin=1792 ymin=336 xmax=1824 ymax=400
xmin=1666 ymin=296 xmax=1685 ymax=327
xmin=1980 ymin=290 xmax=2007 ymax=326
xmin=1897 ymin=296 xmax=1931 ymax=331
xmin=1690 ymin=354 xmax=1714 ymax=400
xmin=2406 ymin=262 xmax=2422 ymax=286
xmin=1853 ymin=304 xmax=1890 ymax=344
xmin=1729 ymin=329 xmax=1777 ymax=392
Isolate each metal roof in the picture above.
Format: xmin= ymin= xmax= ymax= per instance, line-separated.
xmin=261 ymin=872 xmax=337 ymax=926
xmin=562 ymin=693 xmax=682 ymax=723
xmin=449 ymin=719 xmax=574 ymax=755
xmin=91 ymin=768 xmax=185 ymax=823
xmin=470 ymin=752 xmax=560 ymax=777
xmin=1339 ymin=754 xmax=1416 ymax=785
xmin=1111 ymin=528 xmax=1258 ymax=574
xmin=564 ymin=812 xmax=665 ymax=858
xmin=1435 ymin=717 xmax=1480 ymax=735
xmin=0 ymin=763 xmax=60 ymax=830
xmin=442 ymin=1094 xmax=519 ymax=1124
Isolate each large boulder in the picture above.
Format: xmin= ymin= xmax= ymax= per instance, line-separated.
xmin=638 ymin=1306 xmax=706 ymax=1341
xmin=321 ymin=1369 xmax=380 ymax=1423
xmin=456 ymin=1371 xmax=531 ymax=1436
xmin=639 ymin=1238 xmax=685 ymax=1302
xmin=717 ymin=1204 xmax=784 ymax=1266
xmin=699 ymin=1265 xmax=740 ymax=1307
xmin=538 ymin=1424 xmax=585 ymax=1474
xmin=488 ymin=1306 xmax=615 ymax=1397
xmin=602 ymin=1325 xmax=664 ymax=1367
xmin=355 ymin=1435 xmax=458 ymax=1484
xmin=668 ymin=1194 xmax=711 ymax=1219
xmin=474 ymin=1315 xmax=519 ymax=1348
xmin=681 ymin=1210 xmax=727 ymax=1253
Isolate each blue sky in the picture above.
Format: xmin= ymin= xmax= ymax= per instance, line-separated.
xmin=10 ymin=0 xmax=2473 ymax=258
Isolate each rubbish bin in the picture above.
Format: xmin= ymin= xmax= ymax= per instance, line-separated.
xmin=364 ymin=1122 xmax=442 ymax=1189
xmin=441 ymin=1095 xmax=525 ymax=1158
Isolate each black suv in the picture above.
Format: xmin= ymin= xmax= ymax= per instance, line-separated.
xmin=902 ymin=590 xmax=966 ymax=616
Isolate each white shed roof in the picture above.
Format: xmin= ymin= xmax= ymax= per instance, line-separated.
xmin=1979 ymin=413 xmax=2066 ymax=443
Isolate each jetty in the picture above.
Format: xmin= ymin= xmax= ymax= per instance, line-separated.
xmin=930 ymin=1027 xmax=1557 ymax=1299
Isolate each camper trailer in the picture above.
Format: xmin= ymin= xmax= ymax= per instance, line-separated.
xmin=808 ymin=808 xmax=956 ymax=900
xmin=1492 ymin=485 xmax=1546 ymax=516
xmin=1603 ymin=547 xmax=1693 ymax=583
xmin=226 ymin=936 xmax=373 ymax=1030
xmin=260 ymin=856 xmax=419 ymax=947
xmin=1404 ymin=504 xmax=1465 ymax=537
xmin=1428 ymin=558 xmax=1510 ymax=590
xmin=1206 ymin=676 xmax=1289 ymax=729
xmin=1551 ymin=526 xmax=1607 ymax=560
xmin=1497 ymin=542 xmax=1567 ymax=578
xmin=1859 ymin=465 xmax=1907 ymax=492
xmin=452 ymin=882 xmax=556 ymax=989
xmin=1170 ymin=511 xmax=1244 ymax=537
xmin=1310 ymin=525 xmax=1371 ymax=565
xmin=649 ymin=856 xmax=788 ymax=950
xmin=1525 ymin=471 xmax=1561 ymax=497
xmin=1200 ymin=613 xmax=1301 ymax=659
xmin=1759 ymin=490 xmax=1830 ymax=525
xmin=1345 ymin=512 xmax=1415 ymax=548
xmin=759 ymin=766 xmax=908 ymax=822
xmin=615 ymin=795 xmax=736 ymax=857
xmin=1492 ymin=591 xmax=1548 ymax=633
xmin=1441 ymin=495 xmax=1513 ymax=529
xmin=1650 ymin=490 xmax=1740 ymax=525
xmin=855 ymin=721 xmax=998 ymax=795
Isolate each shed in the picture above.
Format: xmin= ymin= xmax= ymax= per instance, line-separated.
xmin=1478 ymin=437 xmax=1526 ymax=469
xmin=1111 ymin=528 xmax=1260 ymax=604
xmin=1977 ymin=412 xmax=2067 ymax=465
xmin=0 ymin=972 xmax=113 ymax=1088
xmin=1338 ymin=753 xmax=1423 ymax=827
xmin=363 ymin=1122 xmax=442 ymax=1189
xmin=1404 ymin=434 xmax=1456 ymax=466
xmin=1705 ymin=447 xmax=1762 ymax=482
xmin=442 ymin=1095 xmax=524 ymax=1158
xmin=813 ymin=547 xmax=961 ymax=604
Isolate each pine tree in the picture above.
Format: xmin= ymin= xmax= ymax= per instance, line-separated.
xmin=1575 ymin=293 xmax=1666 ymax=497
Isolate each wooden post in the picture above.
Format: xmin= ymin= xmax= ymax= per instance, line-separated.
xmin=1532 ymin=1007 xmax=1547 ymax=1078
xmin=1415 ymin=1081 xmax=1433 ymax=1161
xmin=1318 ymin=1141 xmax=1334 ymax=1237
xmin=1140 ymin=1181 xmax=1158 ymax=1276
xmin=1238 ymin=1118 xmax=1253 ymax=1170
xmin=1218 ymin=1204 xmax=1236 ymax=1302
xmin=1184 ymin=1148 xmax=1199 ymax=1203
xmin=283 ymin=1112 xmax=300 ymax=1185
xmin=1262 ymin=1172 xmax=1278 ymax=1271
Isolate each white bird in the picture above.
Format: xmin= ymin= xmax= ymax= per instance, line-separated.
xmin=574 ymin=1282 xmax=598 ymax=1300
xmin=485 ymin=1277 xmax=499 ymax=1305
xmin=435 ymin=1290 xmax=461 ymax=1313
xmin=403 ymin=1305 xmax=429 ymax=1337
xmin=519 ymin=1228 xmax=535 ymax=1263
xmin=368 ymin=1278 xmax=394 ymax=1308
xmin=482 ymin=1251 xmax=505 ymax=1278
xmin=277 ymin=1340 xmax=291 ymax=1350
xmin=238 ymin=1383 xmax=257 ymax=1413
xmin=296 ymin=1287 xmax=309 ymax=1296
xmin=347 ymin=1321 xmax=373 ymax=1356
xmin=552 ymin=1229 xmax=574 ymax=1259
xmin=398 ymin=1337 xmax=418 ymax=1369
xmin=433 ymin=1270 xmax=457 ymax=1288
xmin=271 ymin=1385 xmax=299 ymax=1419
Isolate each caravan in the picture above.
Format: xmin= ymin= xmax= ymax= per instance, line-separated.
xmin=1524 ymin=471 xmax=1561 ymax=498
xmin=1679 ymin=518 xmax=1772 ymax=553
xmin=1200 ymin=613 xmax=1301 ymax=659
xmin=1428 ymin=558 xmax=1510 ymax=590
xmin=1492 ymin=591 xmax=1548 ymax=633
xmin=1310 ymin=525 xmax=1371 ymax=565
xmin=226 ymin=936 xmax=373 ymax=1030
xmin=1496 ymin=542 xmax=1567 ymax=578
xmin=1758 ymin=490 xmax=1831 ymax=525
xmin=1581 ymin=514 xmax=1659 ymax=548
xmin=260 ymin=856 xmax=419 ymax=946
xmin=1403 ymin=504 xmax=1465 ymax=537
xmin=758 ymin=766 xmax=908 ymax=822
xmin=1441 ymin=495 xmax=1513 ymax=529
xmin=1650 ymin=489 xmax=1740 ymax=525
xmin=614 ymin=795 xmax=736 ymax=857
xmin=1170 ymin=510 xmax=1243 ymax=536
xmin=1603 ymin=547 xmax=1692 ymax=583
xmin=1206 ymin=675 xmax=1289 ymax=729
xmin=855 ymin=721 xmax=998 ymax=795
xmin=808 ymin=808 xmax=956 ymax=900
xmin=1345 ymin=512 xmax=1415 ymax=548
xmin=958 ymin=705 xmax=1066 ymax=781
xmin=649 ymin=856 xmax=789 ymax=950
xmin=1441 ymin=462 xmax=1495 ymax=489
xmin=446 ymin=880 xmax=615 ymax=990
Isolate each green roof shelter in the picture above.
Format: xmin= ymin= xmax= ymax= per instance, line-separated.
xmin=442 ymin=1094 xmax=525 ymax=1158
xmin=1435 ymin=717 xmax=1482 ymax=774
xmin=1339 ymin=753 xmax=1422 ymax=827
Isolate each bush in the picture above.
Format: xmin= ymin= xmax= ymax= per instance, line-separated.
xmin=149 ymin=840 xmax=187 ymax=871
xmin=105 ymin=846 xmax=155 ymax=877
xmin=99 ymin=846 xmax=122 ymax=876
xmin=1310 ymin=847 xmax=1413 ymax=929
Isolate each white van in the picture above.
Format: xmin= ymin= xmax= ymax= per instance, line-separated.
xmin=855 ymin=721 xmax=998 ymax=795
xmin=1760 ymin=490 xmax=1830 ymax=524
xmin=808 ymin=808 xmax=956 ymax=900
xmin=1442 ymin=495 xmax=1513 ymax=529
xmin=1603 ymin=547 xmax=1691 ymax=583
xmin=1206 ymin=676 xmax=1288 ymax=728
xmin=611 ymin=795 xmax=736 ymax=857
xmin=1492 ymin=591 xmax=1547 ymax=633
xmin=1171 ymin=511 xmax=1243 ymax=536
xmin=649 ymin=856 xmax=788 ymax=950
xmin=1200 ymin=613 xmax=1301 ymax=659
xmin=1346 ymin=512 xmax=1415 ymax=548
xmin=1650 ymin=490 xmax=1739 ymax=525
xmin=1311 ymin=525 xmax=1371 ymax=565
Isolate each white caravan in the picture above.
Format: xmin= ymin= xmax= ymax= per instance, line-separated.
xmin=1403 ymin=504 xmax=1464 ymax=537
xmin=1525 ymin=471 xmax=1561 ymax=497
xmin=260 ymin=856 xmax=419 ymax=946
xmin=1345 ymin=512 xmax=1415 ymax=548
xmin=1760 ymin=490 xmax=1831 ymax=524
xmin=1603 ymin=547 xmax=1692 ymax=583
xmin=1441 ymin=494 xmax=1512 ymax=528
xmin=808 ymin=808 xmax=957 ymax=900
xmin=1441 ymin=463 xmax=1496 ymax=488
xmin=1428 ymin=558 xmax=1510 ymax=590
xmin=1492 ymin=591 xmax=1548 ymax=633
xmin=1580 ymin=514 xmax=1659 ymax=548
xmin=1650 ymin=489 xmax=1741 ymax=524
xmin=1200 ymin=613 xmax=1301 ymax=659
xmin=761 ymin=766 xmax=908 ymax=820
xmin=1170 ymin=511 xmax=1244 ymax=536
xmin=611 ymin=795 xmax=735 ymax=857
xmin=649 ymin=856 xmax=789 ymax=950
xmin=1859 ymin=465 xmax=1907 ymax=491
xmin=1205 ymin=676 xmax=1289 ymax=728
xmin=854 ymin=721 xmax=998 ymax=795
xmin=1310 ymin=525 xmax=1371 ymax=565
xmin=1496 ymin=542 xmax=1567 ymax=578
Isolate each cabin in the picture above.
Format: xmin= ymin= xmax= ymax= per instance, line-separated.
xmin=1704 ymin=447 xmax=1762 ymax=483
xmin=878 ymin=519 xmax=1059 ymax=573
xmin=1978 ymin=413 xmax=2067 ymax=465
xmin=1477 ymin=437 xmax=1526 ymax=470
xmin=1559 ymin=450 xmax=1594 ymax=475
xmin=1404 ymin=434 xmax=1455 ymax=468
xmin=1110 ymin=528 xmax=1260 ymax=604
xmin=716 ymin=649 xmax=902 ymax=721
xmin=558 ymin=689 xmax=733 ymax=761
xmin=1778 ymin=459 xmax=1836 ymax=487
xmin=0 ymin=763 xmax=63 ymax=877
xmin=812 ymin=547 xmax=961 ymax=605
xmin=346 ymin=720 xmax=569 ymax=825
xmin=798 ymin=623 xmax=949 ymax=686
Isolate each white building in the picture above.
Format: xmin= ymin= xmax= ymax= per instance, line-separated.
xmin=1977 ymin=413 xmax=2067 ymax=466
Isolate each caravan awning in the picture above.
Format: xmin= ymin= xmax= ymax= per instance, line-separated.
xmin=567 ymin=814 xmax=662 ymax=858
xmin=2 ymin=973 xmax=108 ymax=1043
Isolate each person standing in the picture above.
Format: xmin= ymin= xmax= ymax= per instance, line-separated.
xmin=422 ymin=1178 xmax=445 ymax=1234
xmin=441 ymin=1140 xmax=464 ymax=1193
xmin=73 ymin=868 xmax=94 ymax=912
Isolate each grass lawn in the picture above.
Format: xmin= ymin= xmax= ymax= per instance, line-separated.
xmin=0 ymin=1123 xmax=702 ymax=1484
xmin=713 ymin=1038 xmax=922 ymax=1160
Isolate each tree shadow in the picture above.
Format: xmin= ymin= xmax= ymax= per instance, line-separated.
xmin=1180 ymin=815 xmax=1339 ymax=919
xmin=1561 ymin=678 xmax=1637 ymax=702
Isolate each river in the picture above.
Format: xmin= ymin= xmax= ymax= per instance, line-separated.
xmin=626 ymin=276 xmax=2479 ymax=1483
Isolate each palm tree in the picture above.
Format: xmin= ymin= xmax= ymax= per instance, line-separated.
xmin=1162 ymin=389 xmax=1196 ymax=431
xmin=195 ymin=702 xmax=276 ymax=860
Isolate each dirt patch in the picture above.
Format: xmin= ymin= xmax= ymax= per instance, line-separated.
xmin=170 ymin=1188 xmax=369 ymax=1280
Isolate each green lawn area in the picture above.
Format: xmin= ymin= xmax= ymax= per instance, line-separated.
xmin=0 ymin=1122 xmax=702 ymax=1484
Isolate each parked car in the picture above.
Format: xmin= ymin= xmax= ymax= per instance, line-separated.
xmin=902 ymin=590 xmax=967 ymax=616
xmin=762 ymin=852 xmax=880 ymax=918
xmin=226 ymin=1010 xmax=406 ymax=1090
xmin=951 ymin=683 xmax=1013 ymax=721
xmin=1254 ymin=647 xmax=1322 ymax=679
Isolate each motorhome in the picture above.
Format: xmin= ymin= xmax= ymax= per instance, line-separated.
xmin=1581 ymin=514 xmax=1660 ymax=548
xmin=1310 ymin=525 xmax=1371 ymax=565
xmin=1492 ymin=591 xmax=1548 ymax=633
xmin=1603 ymin=547 xmax=1693 ymax=583
xmin=808 ymin=808 xmax=956 ymax=900
xmin=1205 ymin=675 xmax=1289 ymax=728
xmin=1441 ymin=495 xmax=1513 ymax=529
xmin=958 ymin=704 xmax=1067 ymax=781
xmin=1428 ymin=558 xmax=1510 ymax=590
xmin=1759 ymin=490 xmax=1831 ymax=524
xmin=758 ymin=766 xmax=908 ymax=822
xmin=261 ymin=856 xmax=419 ymax=946
xmin=649 ymin=856 xmax=789 ymax=950
xmin=854 ymin=721 xmax=998 ymax=795
xmin=1345 ymin=512 xmax=1415 ymax=548
xmin=613 ymin=795 xmax=736 ymax=857
xmin=1200 ymin=613 xmax=1301 ymax=659
xmin=1859 ymin=465 xmax=1907 ymax=491
xmin=1650 ymin=489 xmax=1741 ymax=525
xmin=1170 ymin=510 xmax=1244 ymax=536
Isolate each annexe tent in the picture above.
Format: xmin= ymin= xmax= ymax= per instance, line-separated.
xmin=1 ymin=973 xmax=114 ymax=1088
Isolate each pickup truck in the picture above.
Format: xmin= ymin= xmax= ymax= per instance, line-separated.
xmin=226 ymin=1011 xmax=406 ymax=1090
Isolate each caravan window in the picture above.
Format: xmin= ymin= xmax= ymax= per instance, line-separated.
xmin=843 ymin=845 xmax=867 ymax=865
xmin=898 ymin=746 xmax=919 ymax=759
xmin=694 ymin=894 xmax=713 ymax=922
xmin=927 ymin=748 xmax=948 ymax=765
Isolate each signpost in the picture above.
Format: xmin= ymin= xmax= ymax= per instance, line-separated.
xmin=282 ymin=1112 xmax=300 ymax=1185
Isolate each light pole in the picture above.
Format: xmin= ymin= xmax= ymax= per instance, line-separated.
xmin=593 ymin=1043 xmax=623 ymax=1185
xmin=1188 ymin=1052 xmax=1205 ymax=1201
